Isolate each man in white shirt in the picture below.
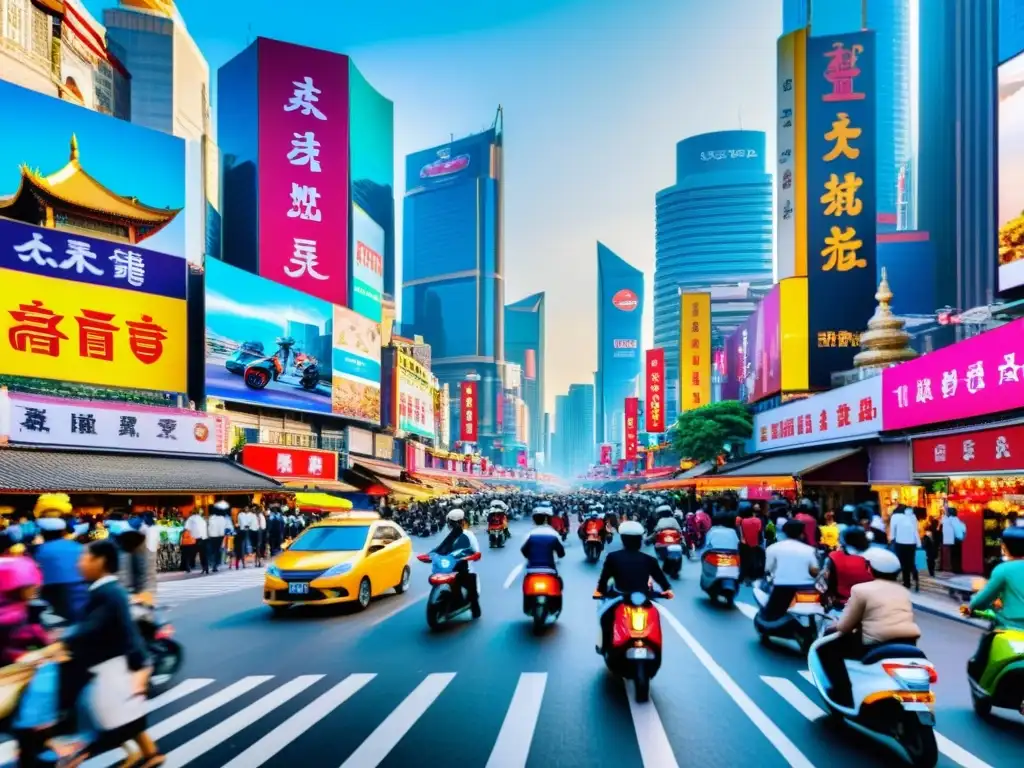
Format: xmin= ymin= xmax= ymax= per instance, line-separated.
xmin=762 ymin=519 xmax=820 ymax=620
xmin=942 ymin=508 xmax=967 ymax=573
xmin=255 ymin=509 xmax=267 ymax=566
xmin=207 ymin=501 xmax=229 ymax=573
xmin=889 ymin=505 xmax=921 ymax=590
xmin=183 ymin=510 xmax=208 ymax=574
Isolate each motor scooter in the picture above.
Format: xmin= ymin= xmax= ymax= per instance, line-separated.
xmin=652 ymin=529 xmax=684 ymax=578
xmin=131 ymin=604 xmax=183 ymax=695
xmin=522 ymin=569 xmax=562 ymax=634
xmin=699 ymin=550 xmax=740 ymax=605
xmin=807 ymin=632 xmax=938 ymax=767
xmin=965 ymin=606 xmax=1024 ymax=718
xmin=594 ymin=588 xmax=671 ymax=703
xmin=752 ymin=580 xmax=824 ymax=653
xmin=488 ymin=523 xmax=508 ymax=548
xmin=581 ymin=519 xmax=605 ymax=563
xmin=417 ymin=551 xmax=482 ymax=630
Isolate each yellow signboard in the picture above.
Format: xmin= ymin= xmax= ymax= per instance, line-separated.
xmin=0 ymin=268 xmax=187 ymax=392
xmin=680 ymin=292 xmax=711 ymax=411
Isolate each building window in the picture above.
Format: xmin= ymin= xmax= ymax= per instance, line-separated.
xmin=5 ymin=0 xmax=26 ymax=49
xmin=29 ymin=4 xmax=47 ymax=57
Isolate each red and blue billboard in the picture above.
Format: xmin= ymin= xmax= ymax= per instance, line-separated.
xmin=405 ymin=129 xmax=496 ymax=193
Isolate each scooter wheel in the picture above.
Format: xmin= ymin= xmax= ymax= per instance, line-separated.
xmin=532 ymin=606 xmax=546 ymax=635
xmin=148 ymin=639 xmax=182 ymax=696
xmin=970 ymin=689 xmax=993 ymax=717
xmin=897 ymin=715 xmax=938 ymax=768
xmin=426 ymin=603 xmax=443 ymax=630
xmin=634 ymin=665 xmax=650 ymax=703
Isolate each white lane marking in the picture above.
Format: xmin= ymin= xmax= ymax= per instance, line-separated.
xmin=145 ymin=678 xmax=215 ymax=713
xmin=219 ymin=674 xmax=376 ymax=768
xmin=658 ymin=606 xmax=816 ymax=768
xmin=762 ymin=676 xmax=826 ymax=720
xmin=503 ymin=563 xmax=524 ymax=589
xmin=485 ymin=673 xmax=547 ymax=768
xmin=367 ymin=593 xmax=428 ymax=627
xmin=83 ymin=676 xmax=273 ymax=768
xmin=625 ymin=682 xmax=680 ymax=768
xmin=798 ymin=670 xmax=814 ymax=685
xmin=0 ymin=741 xmax=15 ymax=765
xmin=934 ymin=734 xmax=996 ymax=768
xmin=735 ymin=601 xmax=758 ymax=619
xmin=338 ymin=672 xmax=456 ymax=767
xmin=163 ymin=675 xmax=323 ymax=767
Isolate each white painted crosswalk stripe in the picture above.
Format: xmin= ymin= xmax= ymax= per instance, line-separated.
xmin=485 ymin=673 xmax=547 ymax=768
xmin=625 ymin=682 xmax=679 ymax=768
xmin=157 ymin=569 xmax=267 ymax=604
xmin=735 ymin=601 xmax=758 ymax=619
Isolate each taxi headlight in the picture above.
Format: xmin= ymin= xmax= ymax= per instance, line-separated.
xmin=267 ymin=564 xmax=282 ymax=579
xmin=321 ymin=562 xmax=354 ymax=578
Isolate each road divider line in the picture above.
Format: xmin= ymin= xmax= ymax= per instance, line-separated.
xmin=625 ymin=682 xmax=679 ymax=768
xmin=657 ymin=606 xmax=816 ymax=768
xmin=735 ymin=601 xmax=758 ymax=619
xmin=485 ymin=673 xmax=547 ymax=768
xmin=84 ymin=676 xmax=274 ymax=768
xmin=339 ymin=672 xmax=456 ymax=768
xmin=144 ymin=678 xmax=215 ymax=713
xmin=934 ymin=734 xmax=995 ymax=768
xmin=503 ymin=564 xmax=524 ymax=589
xmin=798 ymin=670 xmax=814 ymax=685
xmin=367 ymin=593 xmax=428 ymax=627
xmin=221 ymin=674 xmax=376 ymax=768
xmin=162 ymin=675 xmax=323 ymax=768
xmin=762 ymin=676 xmax=826 ymax=720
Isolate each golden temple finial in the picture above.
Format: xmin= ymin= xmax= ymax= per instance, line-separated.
xmin=69 ymin=134 xmax=79 ymax=163
xmin=853 ymin=268 xmax=919 ymax=368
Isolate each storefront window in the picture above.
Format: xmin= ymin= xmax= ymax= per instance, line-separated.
xmin=946 ymin=476 xmax=1024 ymax=575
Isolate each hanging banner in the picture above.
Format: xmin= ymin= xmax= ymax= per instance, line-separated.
xmin=680 ymin=292 xmax=711 ymax=411
xmin=599 ymin=443 xmax=612 ymax=465
xmin=460 ymin=380 xmax=478 ymax=443
xmin=624 ymin=396 xmax=639 ymax=460
xmin=645 ymin=348 xmax=666 ymax=432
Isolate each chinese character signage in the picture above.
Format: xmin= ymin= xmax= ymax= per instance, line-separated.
xmin=911 ymin=424 xmax=1024 ymax=475
xmin=241 ymin=443 xmax=339 ymax=482
xmin=624 ymin=396 xmax=639 ymax=461
xmin=352 ymin=203 xmax=384 ymax=322
xmin=0 ymin=392 xmax=227 ymax=455
xmin=396 ymin=351 xmax=433 ymax=439
xmin=460 ymin=380 xmax=478 ymax=443
xmin=0 ymin=218 xmax=186 ymax=300
xmin=600 ymin=443 xmax=612 ymax=465
xmin=882 ymin=317 xmax=1024 ymax=430
xmin=805 ymin=32 xmax=877 ymax=388
xmin=776 ymin=29 xmax=807 ymax=280
xmin=645 ymin=348 xmax=666 ymax=432
xmin=754 ymin=377 xmax=881 ymax=452
xmin=680 ymin=292 xmax=711 ymax=411
xmin=256 ymin=38 xmax=349 ymax=306
xmin=1 ymin=268 xmax=186 ymax=393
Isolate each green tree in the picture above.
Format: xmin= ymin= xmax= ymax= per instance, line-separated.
xmin=670 ymin=400 xmax=753 ymax=466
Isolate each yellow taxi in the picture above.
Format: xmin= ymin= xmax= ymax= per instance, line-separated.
xmin=263 ymin=512 xmax=413 ymax=615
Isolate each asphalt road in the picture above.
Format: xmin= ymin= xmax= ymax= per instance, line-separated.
xmin=83 ymin=521 xmax=1023 ymax=768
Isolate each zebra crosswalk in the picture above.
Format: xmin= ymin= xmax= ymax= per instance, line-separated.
xmin=156 ymin=567 xmax=267 ymax=606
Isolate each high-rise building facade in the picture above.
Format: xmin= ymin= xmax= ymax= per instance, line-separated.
xmin=918 ymin=0 xmax=998 ymax=312
xmin=504 ymin=292 xmax=545 ymax=459
xmin=596 ymin=243 xmax=643 ymax=449
xmin=654 ymin=130 xmax=772 ymax=426
xmin=402 ymin=122 xmax=505 ymax=457
xmin=552 ymin=385 xmax=594 ymax=477
xmin=1001 ymin=0 xmax=1024 ymax=62
xmin=783 ymin=0 xmax=912 ymax=222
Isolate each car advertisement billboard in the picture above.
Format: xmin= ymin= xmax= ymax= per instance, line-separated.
xmin=805 ymin=31 xmax=877 ymax=387
xmin=680 ymin=293 xmax=711 ymax=411
xmin=395 ymin=351 xmax=433 ymax=439
xmin=352 ymin=203 xmax=384 ymax=322
xmin=998 ymin=50 xmax=1024 ymax=293
xmin=256 ymin=38 xmax=350 ymax=306
xmin=331 ymin=305 xmax=381 ymax=424
xmin=405 ymin=129 xmax=495 ymax=193
xmin=0 ymin=80 xmax=186 ymax=260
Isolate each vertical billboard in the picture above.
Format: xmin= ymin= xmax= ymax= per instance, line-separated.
xmin=998 ymin=50 xmax=1024 ymax=293
xmin=599 ymin=444 xmax=612 ymax=465
xmin=352 ymin=203 xmax=384 ymax=321
xmin=777 ymin=30 xmax=808 ymax=280
xmin=460 ymin=380 xmax=478 ymax=443
xmin=806 ymin=32 xmax=877 ymax=388
xmin=624 ymin=397 xmax=639 ymax=460
xmin=256 ymin=38 xmax=350 ymax=306
xmin=680 ymin=292 xmax=712 ymax=411
xmin=331 ymin=305 xmax=381 ymax=424
xmin=645 ymin=348 xmax=666 ymax=432
xmin=395 ymin=351 xmax=433 ymax=439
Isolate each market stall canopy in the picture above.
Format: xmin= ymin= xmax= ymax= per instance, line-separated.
xmin=294 ymin=492 xmax=353 ymax=512
xmin=0 ymin=448 xmax=281 ymax=493
xmin=282 ymin=480 xmax=360 ymax=493
xmin=716 ymin=447 xmax=864 ymax=481
xmin=353 ymin=458 xmax=404 ymax=480
xmin=640 ymin=461 xmax=717 ymax=490
xmin=381 ymin=479 xmax=434 ymax=502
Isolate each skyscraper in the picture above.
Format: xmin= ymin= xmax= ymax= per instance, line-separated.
xmin=504 ymin=292 xmax=545 ymax=460
xmin=654 ymin=130 xmax=772 ymax=426
xmin=596 ymin=243 xmax=643 ymax=449
xmin=1003 ymin=0 xmax=1024 ymax=61
xmin=782 ymin=0 xmax=912 ymax=222
xmin=402 ymin=118 xmax=504 ymax=456
xmin=918 ymin=0 xmax=998 ymax=311
xmin=552 ymin=385 xmax=594 ymax=477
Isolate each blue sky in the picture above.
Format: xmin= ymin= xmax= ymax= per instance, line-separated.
xmin=87 ymin=0 xmax=781 ymax=412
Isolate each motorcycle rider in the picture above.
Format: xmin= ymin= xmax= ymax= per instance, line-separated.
xmin=521 ymin=507 xmax=566 ymax=580
xmin=760 ymin=519 xmax=820 ymax=621
xmin=432 ymin=508 xmax=481 ymax=617
xmin=817 ymin=547 xmax=921 ymax=705
xmin=594 ymin=521 xmax=673 ymax=653
xmin=964 ymin=526 xmax=1024 ymax=681
xmin=817 ymin=527 xmax=872 ymax=611
xmin=646 ymin=504 xmax=682 ymax=544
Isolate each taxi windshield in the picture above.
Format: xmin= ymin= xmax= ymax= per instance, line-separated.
xmin=289 ymin=525 xmax=370 ymax=552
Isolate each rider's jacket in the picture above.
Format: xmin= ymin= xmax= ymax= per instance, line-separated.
xmin=826 ymin=550 xmax=872 ymax=605
xmin=597 ymin=549 xmax=672 ymax=596
xmin=521 ymin=526 xmax=566 ymax=570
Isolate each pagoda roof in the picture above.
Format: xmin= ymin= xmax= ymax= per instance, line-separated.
xmin=0 ymin=134 xmax=180 ymax=226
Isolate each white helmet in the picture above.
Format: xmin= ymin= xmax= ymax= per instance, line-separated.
xmin=655 ymin=504 xmax=672 ymax=515
xmin=863 ymin=547 xmax=901 ymax=575
xmin=532 ymin=506 xmax=552 ymax=519
xmin=619 ymin=521 xmax=644 ymax=538
xmin=446 ymin=509 xmax=465 ymax=523
xmin=213 ymin=500 xmax=230 ymax=512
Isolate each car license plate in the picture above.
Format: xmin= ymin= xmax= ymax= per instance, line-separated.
xmin=625 ymin=647 xmax=653 ymax=659
xmin=667 ymin=544 xmax=683 ymax=553
xmin=288 ymin=582 xmax=309 ymax=595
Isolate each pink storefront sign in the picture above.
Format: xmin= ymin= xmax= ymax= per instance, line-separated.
xmin=882 ymin=318 xmax=1024 ymax=430
xmin=256 ymin=38 xmax=350 ymax=306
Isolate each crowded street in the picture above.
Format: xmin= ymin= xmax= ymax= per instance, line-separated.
xmin=56 ymin=516 xmax=1019 ymax=768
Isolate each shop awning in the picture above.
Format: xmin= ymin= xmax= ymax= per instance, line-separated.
xmin=293 ymin=492 xmax=353 ymax=512
xmin=282 ymin=480 xmax=360 ymax=493
xmin=641 ymin=461 xmax=717 ymax=490
xmin=717 ymin=447 xmax=863 ymax=480
xmin=381 ymin=479 xmax=435 ymax=501
xmin=0 ymin=448 xmax=281 ymax=494
xmin=352 ymin=458 xmax=404 ymax=480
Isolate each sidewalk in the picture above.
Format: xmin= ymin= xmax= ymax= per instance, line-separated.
xmin=912 ymin=572 xmax=988 ymax=629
